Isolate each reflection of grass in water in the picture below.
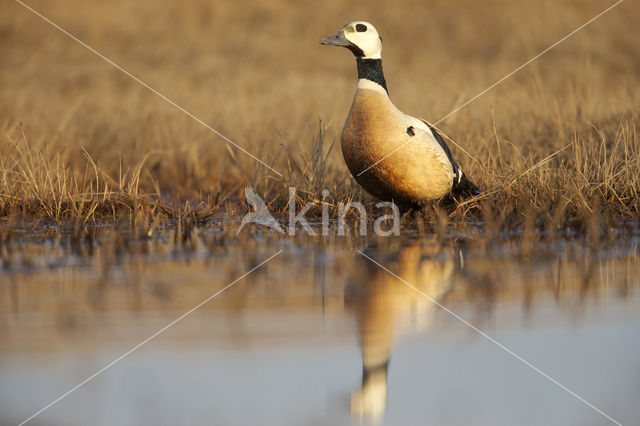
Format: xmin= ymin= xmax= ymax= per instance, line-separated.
xmin=1 ymin=226 xmax=638 ymax=351
xmin=1 ymin=0 xmax=639 ymax=235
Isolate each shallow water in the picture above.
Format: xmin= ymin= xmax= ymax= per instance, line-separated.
xmin=1 ymin=224 xmax=639 ymax=425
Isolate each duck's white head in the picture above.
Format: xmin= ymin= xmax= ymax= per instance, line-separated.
xmin=320 ymin=21 xmax=382 ymax=59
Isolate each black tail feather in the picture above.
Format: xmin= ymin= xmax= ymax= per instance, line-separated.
xmin=450 ymin=174 xmax=482 ymax=200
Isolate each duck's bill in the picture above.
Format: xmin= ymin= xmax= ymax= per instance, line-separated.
xmin=319 ymin=31 xmax=350 ymax=46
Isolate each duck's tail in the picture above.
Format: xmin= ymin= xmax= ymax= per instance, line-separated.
xmin=451 ymin=173 xmax=482 ymax=200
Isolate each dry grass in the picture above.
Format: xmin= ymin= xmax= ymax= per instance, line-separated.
xmin=1 ymin=0 xmax=639 ymax=237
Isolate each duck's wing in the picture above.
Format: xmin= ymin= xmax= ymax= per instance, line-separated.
xmin=419 ymin=119 xmax=482 ymax=199
xmin=418 ymin=120 xmax=461 ymax=180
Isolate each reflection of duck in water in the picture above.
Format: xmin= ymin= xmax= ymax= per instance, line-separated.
xmin=345 ymin=245 xmax=454 ymax=423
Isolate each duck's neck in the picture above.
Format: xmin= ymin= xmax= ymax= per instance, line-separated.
xmin=356 ymin=58 xmax=388 ymax=94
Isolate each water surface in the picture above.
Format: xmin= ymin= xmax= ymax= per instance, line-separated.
xmin=1 ymin=224 xmax=639 ymax=425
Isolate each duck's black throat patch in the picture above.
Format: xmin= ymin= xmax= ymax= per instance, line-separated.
xmin=356 ymin=58 xmax=388 ymax=93
xmin=346 ymin=43 xmax=365 ymax=58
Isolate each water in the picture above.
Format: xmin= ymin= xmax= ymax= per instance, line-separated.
xmin=1 ymin=224 xmax=639 ymax=425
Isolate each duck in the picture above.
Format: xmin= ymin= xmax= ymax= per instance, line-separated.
xmin=320 ymin=21 xmax=481 ymax=207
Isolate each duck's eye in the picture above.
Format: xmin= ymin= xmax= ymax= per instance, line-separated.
xmin=356 ymin=24 xmax=367 ymax=32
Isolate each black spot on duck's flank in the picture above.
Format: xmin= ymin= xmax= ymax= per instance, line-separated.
xmin=356 ymin=58 xmax=388 ymax=92
xmin=406 ymin=126 xmax=415 ymax=136
xmin=356 ymin=23 xmax=367 ymax=32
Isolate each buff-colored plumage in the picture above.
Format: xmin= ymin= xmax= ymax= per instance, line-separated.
xmin=342 ymin=83 xmax=454 ymax=206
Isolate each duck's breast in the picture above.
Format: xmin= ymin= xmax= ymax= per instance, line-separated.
xmin=341 ymin=89 xmax=454 ymax=203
